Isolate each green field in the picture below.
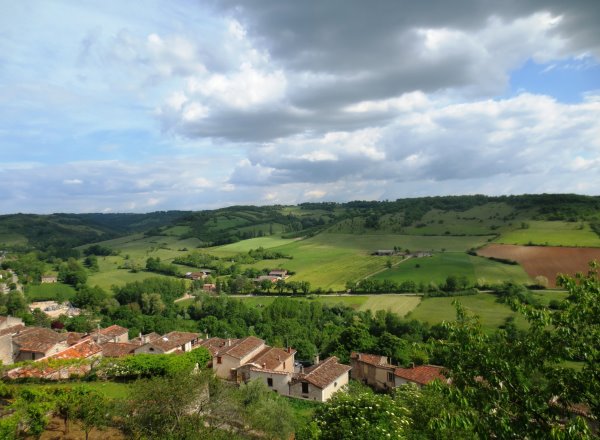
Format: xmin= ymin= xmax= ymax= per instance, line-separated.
xmin=408 ymin=292 xmax=523 ymax=329
xmin=225 ymin=294 xmax=422 ymax=317
xmin=373 ymin=252 xmax=531 ymax=286
xmin=207 ymin=236 xmax=299 ymax=256
xmin=25 ymin=283 xmax=77 ymax=301
xmin=497 ymin=221 xmax=600 ymax=247
xmin=87 ymin=256 xmax=175 ymax=291
xmin=212 ymin=233 xmax=495 ymax=290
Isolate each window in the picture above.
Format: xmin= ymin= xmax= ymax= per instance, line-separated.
xmin=267 ymin=378 xmax=273 ymax=387
xmin=387 ymin=372 xmax=394 ymax=382
xmin=302 ymin=382 xmax=309 ymax=394
xmin=217 ymin=356 xmax=222 ymax=364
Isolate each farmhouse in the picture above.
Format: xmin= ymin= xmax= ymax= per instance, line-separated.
xmin=41 ymin=275 xmax=58 ymax=283
xmin=350 ymin=352 xmax=397 ymax=391
xmin=289 ymin=356 xmax=351 ymax=401
xmin=394 ymin=364 xmax=446 ymax=387
xmin=268 ymin=269 xmax=288 ymax=278
xmin=351 ymin=352 xmax=447 ymax=391
xmin=375 ymin=250 xmax=395 ymax=256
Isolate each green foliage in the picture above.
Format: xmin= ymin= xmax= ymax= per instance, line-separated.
xmin=303 ymin=390 xmax=410 ymax=440
xmin=58 ymin=257 xmax=87 ymax=287
xmin=146 ymin=256 xmax=181 ymax=276
xmin=99 ymin=348 xmax=210 ymax=379
xmin=434 ymin=263 xmax=600 ymax=438
xmin=112 ymin=277 xmax=186 ymax=306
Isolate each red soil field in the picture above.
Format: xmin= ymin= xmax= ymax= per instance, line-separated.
xmin=478 ymin=244 xmax=600 ymax=287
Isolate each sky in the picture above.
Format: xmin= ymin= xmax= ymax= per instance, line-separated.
xmin=1 ymin=0 xmax=600 ymax=214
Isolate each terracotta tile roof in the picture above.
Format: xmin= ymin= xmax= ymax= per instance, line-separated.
xmin=394 ymin=365 xmax=446 ymax=385
xmin=130 ymin=332 xmax=161 ymax=345
xmin=101 ymin=342 xmax=138 ymax=357
xmin=221 ymin=336 xmax=264 ymax=359
xmin=249 ymin=346 xmax=295 ymax=370
xmin=66 ymin=332 xmax=85 ymax=346
xmin=96 ymin=325 xmax=128 ymax=338
xmin=298 ymin=356 xmax=351 ymax=389
xmin=350 ymin=352 xmax=393 ymax=367
xmin=146 ymin=331 xmax=200 ymax=352
xmin=248 ymin=366 xmax=292 ymax=376
xmin=13 ymin=327 xmax=67 ymax=353
xmin=0 ymin=324 xmax=25 ymax=337
xmin=197 ymin=337 xmax=238 ymax=356
xmin=48 ymin=338 xmax=102 ymax=360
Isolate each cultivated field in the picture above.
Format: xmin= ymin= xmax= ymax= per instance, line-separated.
xmin=373 ymin=252 xmax=531 ymax=286
xmin=477 ymin=244 xmax=600 ymax=287
xmin=496 ymin=221 xmax=600 ymax=247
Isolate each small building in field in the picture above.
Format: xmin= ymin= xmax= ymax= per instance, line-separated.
xmin=268 ymin=270 xmax=288 ymax=278
xmin=41 ymin=275 xmax=58 ymax=284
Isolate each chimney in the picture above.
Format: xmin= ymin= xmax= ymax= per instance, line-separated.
xmin=262 ymin=363 xmax=266 ymax=369
xmin=227 ymin=338 xmax=231 ymax=347
xmin=314 ymin=354 xmax=320 ymax=365
xmin=287 ymin=346 xmax=292 ymax=354
xmin=410 ymin=362 xmax=415 ymax=369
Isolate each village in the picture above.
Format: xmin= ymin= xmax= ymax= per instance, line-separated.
xmin=0 ymin=314 xmax=445 ymax=403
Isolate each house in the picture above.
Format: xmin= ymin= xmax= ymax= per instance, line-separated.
xmin=41 ymin=275 xmax=58 ymax=284
xmin=130 ymin=332 xmax=161 ymax=345
xmin=375 ymin=250 xmax=395 ymax=256
xmin=268 ymin=270 xmax=288 ymax=278
xmin=393 ymin=364 xmax=446 ymax=387
xmin=12 ymin=327 xmax=69 ymax=362
xmin=134 ymin=331 xmax=201 ymax=355
xmin=254 ymin=275 xmax=278 ymax=283
xmin=236 ymin=346 xmax=297 ymax=394
xmin=6 ymin=337 xmax=103 ymax=380
xmin=202 ymin=283 xmax=217 ymax=292
xmin=0 ymin=316 xmax=25 ymax=365
xmin=350 ymin=352 xmax=397 ymax=391
xmin=212 ymin=336 xmax=266 ymax=379
xmin=91 ymin=325 xmax=129 ymax=344
xmin=101 ymin=342 xmax=139 ymax=358
xmin=289 ymin=356 xmax=351 ymax=402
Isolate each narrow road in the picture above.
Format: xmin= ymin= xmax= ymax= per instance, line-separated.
xmin=361 ymin=256 xmax=412 ymax=280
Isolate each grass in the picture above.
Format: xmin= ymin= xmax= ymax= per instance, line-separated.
xmin=373 ymin=252 xmax=531 ymax=286
xmin=207 ymin=236 xmax=299 ymax=257
xmin=227 ymin=294 xmax=422 ymax=317
xmin=407 ymin=292 xmax=521 ymax=330
xmin=225 ymin=233 xmax=494 ymax=291
xmin=87 ymin=256 xmax=174 ymax=291
xmin=287 ymin=397 xmax=320 ymax=426
xmin=25 ymin=283 xmax=77 ymax=302
xmin=497 ymin=221 xmax=600 ymax=247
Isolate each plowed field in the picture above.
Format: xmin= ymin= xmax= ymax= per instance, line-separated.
xmin=477 ymin=244 xmax=600 ymax=287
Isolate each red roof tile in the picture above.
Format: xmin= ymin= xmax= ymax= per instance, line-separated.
xmin=48 ymin=338 xmax=102 ymax=360
xmin=394 ymin=365 xmax=446 ymax=385
xmin=248 ymin=346 xmax=295 ymax=370
xmin=101 ymin=342 xmax=138 ymax=357
xmin=13 ymin=327 xmax=67 ymax=353
xmin=298 ymin=356 xmax=351 ymax=389
xmin=144 ymin=331 xmax=200 ymax=352
xmin=350 ymin=352 xmax=393 ymax=367
xmin=221 ymin=336 xmax=264 ymax=359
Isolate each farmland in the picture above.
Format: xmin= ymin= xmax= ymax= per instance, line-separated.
xmin=477 ymin=244 xmax=600 ymax=287
xmin=496 ymin=220 xmax=600 ymax=247
xmin=407 ymin=290 xmax=569 ymax=331
xmin=372 ymin=252 xmax=531 ymax=286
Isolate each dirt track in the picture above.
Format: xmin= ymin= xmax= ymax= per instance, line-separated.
xmin=478 ymin=244 xmax=600 ymax=287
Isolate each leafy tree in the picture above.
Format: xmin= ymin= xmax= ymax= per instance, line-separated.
xmin=436 ymin=264 xmax=600 ymax=439
xmin=303 ymin=390 xmax=409 ymax=440
xmin=58 ymin=258 xmax=87 ymax=287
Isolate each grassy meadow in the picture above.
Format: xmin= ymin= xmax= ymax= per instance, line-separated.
xmin=372 ymin=252 xmax=531 ymax=286
xmin=25 ymin=283 xmax=77 ymax=302
xmin=496 ymin=221 xmax=600 ymax=247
